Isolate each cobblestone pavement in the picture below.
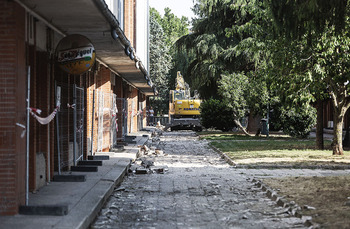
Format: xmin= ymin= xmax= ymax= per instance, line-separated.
xmin=92 ymin=131 xmax=313 ymax=229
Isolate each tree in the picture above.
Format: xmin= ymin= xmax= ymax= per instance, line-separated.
xmin=268 ymin=0 xmax=350 ymax=155
xmin=159 ymin=7 xmax=189 ymax=48
xmin=149 ymin=8 xmax=191 ymax=114
xmin=200 ymin=99 xmax=237 ymax=131
xmin=149 ymin=8 xmax=172 ymax=114
xmin=218 ymin=72 xmax=251 ymax=135
xmin=175 ymin=0 xmax=321 ymax=139
xmin=176 ymin=0 xmax=237 ymax=99
xmin=312 ymin=29 xmax=350 ymax=155
xmin=157 ymin=8 xmax=191 ymax=93
xmin=174 ymin=0 xmax=276 ymax=135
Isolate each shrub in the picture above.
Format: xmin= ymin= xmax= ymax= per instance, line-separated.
xmin=200 ymin=99 xmax=237 ymax=131
xmin=278 ymin=106 xmax=316 ymax=138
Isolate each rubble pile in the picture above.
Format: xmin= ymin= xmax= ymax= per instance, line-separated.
xmin=129 ymin=128 xmax=168 ymax=175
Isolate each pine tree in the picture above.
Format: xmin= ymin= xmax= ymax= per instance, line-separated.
xmin=149 ymin=8 xmax=172 ymax=114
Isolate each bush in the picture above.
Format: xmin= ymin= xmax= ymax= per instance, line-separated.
xmin=200 ymin=99 xmax=237 ymax=131
xmin=277 ymin=106 xmax=316 ymax=138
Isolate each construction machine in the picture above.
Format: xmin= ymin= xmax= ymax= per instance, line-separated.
xmin=168 ymin=71 xmax=202 ymax=131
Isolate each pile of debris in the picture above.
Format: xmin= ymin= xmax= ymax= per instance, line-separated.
xmin=128 ymin=156 xmax=168 ymax=175
xmin=129 ymin=128 xmax=168 ymax=175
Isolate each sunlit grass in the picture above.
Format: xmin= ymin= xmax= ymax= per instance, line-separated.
xmin=201 ymin=132 xmax=350 ymax=165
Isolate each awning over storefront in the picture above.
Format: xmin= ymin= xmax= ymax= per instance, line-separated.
xmin=15 ymin=0 xmax=156 ymax=96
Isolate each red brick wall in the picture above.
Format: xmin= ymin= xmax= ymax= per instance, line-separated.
xmin=139 ymin=94 xmax=147 ymax=128
xmin=86 ymin=66 xmax=131 ymax=153
xmin=114 ymin=75 xmax=124 ymax=140
xmin=0 ymin=1 xmax=26 ymax=215
xmin=127 ymin=87 xmax=138 ymax=133
xmin=124 ymin=0 xmax=135 ymax=46
xmin=34 ymin=51 xmax=51 ymax=188
xmin=28 ymin=45 xmax=37 ymax=191
xmin=86 ymin=71 xmax=96 ymax=154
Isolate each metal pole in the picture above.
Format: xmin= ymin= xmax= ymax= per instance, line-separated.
xmin=73 ymin=84 xmax=77 ymax=165
xmin=90 ymin=89 xmax=95 ymax=156
xmin=55 ymin=82 xmax=61 ymax=175
xmin=25 ymin=66 xmax=30 ymax=206
xmin=267 ymin=103 xmax=270 ymax=137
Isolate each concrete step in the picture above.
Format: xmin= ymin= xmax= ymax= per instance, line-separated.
xmin=52 ymin=174 xmax=86 ymax=182
xmin=19 ymin=205 xmax=68 ymax=216
xmin=71 ymin=165 xmax=98 ymax=172
xmin=125 ymin=135 xmax=137 ymax=143
xmin=111 ymin=145 xmax=124 ymax=152
xmin=78 ymin=160 xmax=103 ymax=166
xmin=87 ymin=155 xmax=110 ymax=160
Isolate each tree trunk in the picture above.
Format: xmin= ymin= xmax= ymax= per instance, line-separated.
xmin=247 ymin=112 xmax=262 ymax=133
xmin=316 ymin=99 xmax=324 ymax=150
xmin=234 ymin=119 xmax=252 ymax=136
xmin=332 ymin=112 xmax=344 ymax=155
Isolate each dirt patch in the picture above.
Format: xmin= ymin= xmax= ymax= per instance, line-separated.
xmin=263 ymin=176 xmax=350 ymax=228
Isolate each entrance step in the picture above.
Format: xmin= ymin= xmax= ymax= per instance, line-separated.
xmin=111 ymin=145 xmax=124 ymax=152
xmin=71 ymin=165 xmax=98 ymax=172
xmin=53 ymin=174 xmax=86 ymax=182
xmin=88 ymin=155 xmax=110 ymax=160
xmin=118 ymin=142 xmax=128 ymax=146
xmin=19 ymin=205 xmax=68 ymax=216
xmin=125 ymin=135 xmax=137 ymax=143
xmin=78 ymin=160 xmax=102 ymax=166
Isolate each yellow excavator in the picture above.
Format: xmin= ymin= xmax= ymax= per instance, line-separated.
xmin=168 ymin=71 xmax=202 ymax=131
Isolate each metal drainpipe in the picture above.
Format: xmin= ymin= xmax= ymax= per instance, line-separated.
xmin=47 ymin=58 xmax=51 ymax=183
xmin=26 ymin=66 xmax=30 ymax=206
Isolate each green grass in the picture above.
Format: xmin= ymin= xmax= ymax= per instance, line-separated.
xmin=201 ymin=132 xmax=350 ymax=166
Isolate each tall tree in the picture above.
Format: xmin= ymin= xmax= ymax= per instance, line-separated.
xmin=157 ymin=7 xmax=190 ymax=92
xmin=159 ymin=7 xmax=189 ymax=48
xmin=176 ymin=0 xmax=236 ymax=99
xmin=268 ymin=0 xmax=350 ymax=155
xmin=149 ymin=7 xmax=190 ymax=114
xmin=149 ymin=8 xmax=172 ymax=114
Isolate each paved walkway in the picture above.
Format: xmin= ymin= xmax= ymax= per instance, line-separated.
xmin=0 ymin=132 xmax=151 ymax=229
xmin=91 ymin=131 xmax=350 ymax=228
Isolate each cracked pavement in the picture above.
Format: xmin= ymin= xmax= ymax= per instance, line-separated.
xmin=91 ymin=131 xmax=309 ymax=228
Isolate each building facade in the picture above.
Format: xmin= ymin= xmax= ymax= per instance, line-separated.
xmin=0 ymin=0 xmax=154 ymax=215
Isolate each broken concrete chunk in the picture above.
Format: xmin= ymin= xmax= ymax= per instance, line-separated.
xmin=150 ymin=166 xmax=167 ymax=174
xmin=141 ymin=157 xmax=155 ymax=168
xmin=128 ymin=164 xmax=139 ymax=173
xmin=135 ymin=167 xmax=148 ymax=174
xmin=143 ymin=145 xmax=150 ymax=152
xmin=303 ymin=205 xmax=316 ymax=210
xmin=155 ymin=149 xmax=164 ymax=156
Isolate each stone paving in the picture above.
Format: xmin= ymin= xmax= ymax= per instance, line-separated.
xmin=91 ymin=131 xmax=348 ymax=229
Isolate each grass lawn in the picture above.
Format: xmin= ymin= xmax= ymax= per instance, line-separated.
xmin=199 ymin=132 xmax=350 ymax=166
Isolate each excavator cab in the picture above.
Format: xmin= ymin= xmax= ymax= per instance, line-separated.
xmin=168 ymin=72 xmax=202 ymax=131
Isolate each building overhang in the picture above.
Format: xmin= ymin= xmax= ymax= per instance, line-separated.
xmin=15 ymin=0 xmax=157 ymax=96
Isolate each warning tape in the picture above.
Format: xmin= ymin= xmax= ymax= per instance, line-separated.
xmin=29 ymin=106 xmax=59 ymax=125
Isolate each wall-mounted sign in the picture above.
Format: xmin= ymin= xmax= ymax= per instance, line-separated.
xmin=55 ymin=34 xmax=96 ymax=75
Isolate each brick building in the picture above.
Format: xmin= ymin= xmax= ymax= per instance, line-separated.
xmin=0 ymin=0 xmax=155 ymax=215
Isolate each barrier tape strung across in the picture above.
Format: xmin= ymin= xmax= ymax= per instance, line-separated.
xmin=29 ymin=106 xmax=60 ymax=125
